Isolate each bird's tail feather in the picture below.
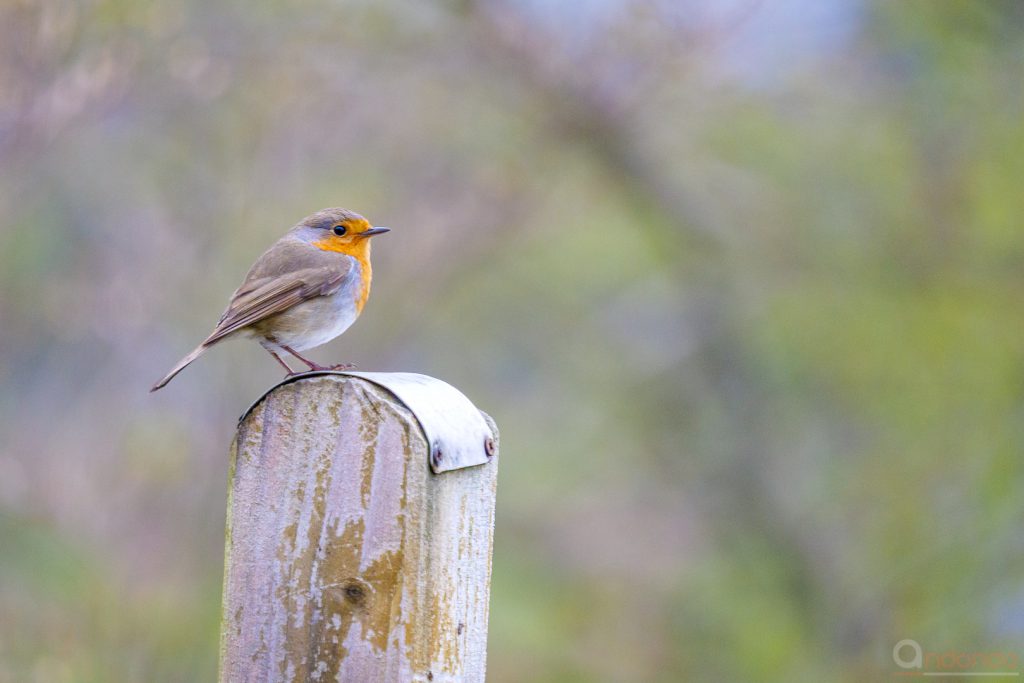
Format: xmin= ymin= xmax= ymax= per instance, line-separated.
xmin=150 ymin=343 xmax=209 ymax=392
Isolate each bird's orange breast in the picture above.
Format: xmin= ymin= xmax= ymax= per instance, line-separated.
xmin=354 ymin=258 xmax=372 ymax=313
xmin=312 ymin=237 xmax=373 ymax=313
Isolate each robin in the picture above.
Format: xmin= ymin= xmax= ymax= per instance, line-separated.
xmin=151 ymin=207 xmax=389 ymax=392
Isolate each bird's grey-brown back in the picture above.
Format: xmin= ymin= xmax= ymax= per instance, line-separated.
xmin=239 ymin=237 xmax=348 ymax=284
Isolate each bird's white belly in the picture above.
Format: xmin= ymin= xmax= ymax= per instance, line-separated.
xmin=294 ymin=292 xmax=360 ymax=350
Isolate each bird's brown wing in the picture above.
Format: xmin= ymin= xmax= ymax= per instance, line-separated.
xmin=204 ymin=259 xmax=354 ymax=345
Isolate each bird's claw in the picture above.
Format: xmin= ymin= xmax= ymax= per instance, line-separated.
xmin=301 ymin=362 xmax=357 ymax=372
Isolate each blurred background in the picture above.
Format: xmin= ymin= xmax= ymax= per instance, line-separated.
xmin=2 ymin=0 xmax=1024 ymax=680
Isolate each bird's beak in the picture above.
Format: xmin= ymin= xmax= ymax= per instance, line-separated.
xmin=360 ymin=227 xmax=391 ymax=238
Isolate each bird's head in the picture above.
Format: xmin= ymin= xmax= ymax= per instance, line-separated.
xmin=294 ymin=207 xmax=390 ymax=258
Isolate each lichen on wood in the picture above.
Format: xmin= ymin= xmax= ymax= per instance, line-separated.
xmin=219 ymin=375 xmax=498 ymax=683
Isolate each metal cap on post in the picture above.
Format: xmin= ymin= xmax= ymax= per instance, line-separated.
xmin=221 ymin=372 xmax=499 ymax=683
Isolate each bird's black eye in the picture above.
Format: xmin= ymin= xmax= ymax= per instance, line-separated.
xmin=333 ymin=225 xmax=347 ymax=236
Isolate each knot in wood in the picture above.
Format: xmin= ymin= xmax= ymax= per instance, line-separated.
xmin=342 ymin=579 xmax=368 ymax=605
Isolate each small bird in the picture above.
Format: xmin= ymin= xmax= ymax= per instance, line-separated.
xmin=151 ymin=208 xmax=389 ymax=392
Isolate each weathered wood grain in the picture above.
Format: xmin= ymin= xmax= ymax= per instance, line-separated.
xmin=219 ymin=375 xmax=498 ymax=683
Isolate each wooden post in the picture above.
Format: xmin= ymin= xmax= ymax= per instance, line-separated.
xmin=219 ymin=373 xmax=499 ymax=683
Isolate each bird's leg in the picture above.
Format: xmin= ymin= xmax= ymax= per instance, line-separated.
xmin=282 ymin=345 xmax=356 ymax=372
xmin=282 ymin=345 xmax=324 ymax=371
xmin=266 ymin=348 xmax=299 ymax=375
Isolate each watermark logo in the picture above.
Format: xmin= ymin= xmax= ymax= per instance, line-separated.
xmin=893 ymin=639 xmax=1019 ymax=677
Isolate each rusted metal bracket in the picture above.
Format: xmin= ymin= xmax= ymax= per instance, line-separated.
xmin=241 ymin=370 xmax=495 ymax=473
